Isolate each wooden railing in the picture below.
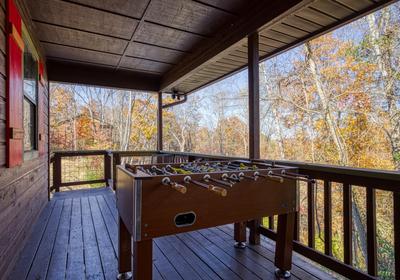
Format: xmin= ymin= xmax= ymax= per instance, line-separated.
xmin=49 ymin=150 xmax=400 ymax=279
xmin=50 ymin=150 xmax=112 ymax=192
xmin=257 ymin=159 xmax=400 ymax=280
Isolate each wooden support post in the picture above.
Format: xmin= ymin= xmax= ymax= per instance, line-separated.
xmin=157 ymin=92 xmax=163 ymax=151
xmin=104 ymin=152 xmax=112 ymax=188
xmin=248 ymin=32 xmax=260 ymax=159
xmin=234 ymin=221 xmax=247 ymax=248
xmin=275 ymin=212 xmax=295 ymax=277
xmin=133 ymin=240 xmax=153 ymax=280
xmin=53 ymin=154 xmax=61 ymax=192
xmin=247 ymin=31 xmax=261 ymax=245
xmin=118 ymin=217 xmax=132 ymax=278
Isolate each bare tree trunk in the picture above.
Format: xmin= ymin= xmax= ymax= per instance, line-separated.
xmin=305 ymin=42 xmax=348 ymax=165
xmin=121 ymin=92 xmax=135 ymax=151
xmin=272 ymin=106 xmax=286 ymax=159
xmin=300 ymin=75 xmax=316 ymax=162
xmin=367 ymin=11 xmax=400 ymax=170
xmin=305 ymin=42 xmax=368 ymax=264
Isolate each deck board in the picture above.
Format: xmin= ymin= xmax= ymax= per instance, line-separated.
xmin=11 ymin=187 xmax=338 ymax=280
xmin=11 ymin=200 xmax=56 ymax=280
xmin=81 ymin=196 xmax=105 ymax=280
xmin=47 ymin=198 xmax=72 ymax=279
xmin=26 ymin=199 xmax=64 ymax=280
xmin=66 ymin=198 xmax=85 ymax=280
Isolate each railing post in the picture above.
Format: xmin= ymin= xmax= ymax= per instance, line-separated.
xmin=366 ymin=188 xmax=377 ymax=276
xmin=324 ymin=181 xmax=332 ymax=256
xmin=113 ymin=152 xmax=121 ymax=190
xmin=343 ymin=183 xmax=353 ymax=265
xmin=53 ymin=153 xmax=62 ymax=192
xmin=104 ymin=151 xmax=112 ymax=188
xmin=308 ymin=180 xmax=315 ymax=248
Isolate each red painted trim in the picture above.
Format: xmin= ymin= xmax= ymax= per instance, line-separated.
xmin=6 ymin=0 xmax=23 ymax=167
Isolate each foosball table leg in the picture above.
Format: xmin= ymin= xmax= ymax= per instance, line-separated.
xmin=249 ymin=218 xmax=261 ymax=245
xmin=234 ymin=221 xmax=247 ymax=248
xmin=118 ymin=216 xmax=132 ymax=280
xmin=133 ymin=240 xmax=153 ymax=280
xmin=274 ymin=212 xmax=295 ymax=279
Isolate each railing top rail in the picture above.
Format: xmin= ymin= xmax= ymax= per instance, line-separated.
xmin=260 ymin=159 xmax=400 ymax=179
xmin=52 ymin=150 xmax=110 ymax=157
xmin=260 ymin=159 xmax=400 ymax=191
xmin=112 ymin=150 xmax=160 ymax=157
xmin=158 ymin=150 xmax=248 ymax=160
xmin=51 ymin=149 xmax=400 ymax=190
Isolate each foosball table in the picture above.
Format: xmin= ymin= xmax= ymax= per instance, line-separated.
xmin=116 ymin=159 xmax=311 ymax=279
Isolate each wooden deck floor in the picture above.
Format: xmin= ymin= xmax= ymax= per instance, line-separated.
xmin=11 ymin=187 xmax=337 ymax=280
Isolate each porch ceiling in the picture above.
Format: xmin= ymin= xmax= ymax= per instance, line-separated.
xmin=25 ymin=0 xmax=396 ymax=93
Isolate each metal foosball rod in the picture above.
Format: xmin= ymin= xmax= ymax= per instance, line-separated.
xmin=238 ymin=171 xmax=258 ymax=181
xmin=137 ymin=166 xmax=154 ymax=175
xmin=161 ymin=177 xmax=187 ymax=194
xmin=183 ymin=176 xmax=227 ymax=197
xmin=203 ymin=174 xmax=233 ymax=187
xmin=151 ymin=165 xmax=174 ymax=175
xmin=279 ymin=170 xmax=315 ymax=183
xmin=221 ymin=173 xmax=241 ymax=183
xmin=165 ymin=165 xmax=191 ymax=174
xmin=257 ymin=171 xmax=285 ymax=183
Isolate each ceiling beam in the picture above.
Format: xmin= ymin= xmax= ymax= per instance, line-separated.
xmin=159 ymin=0 xmax=310 ymax=92
xmin=47 ymin=60 xmax=160 ymax=92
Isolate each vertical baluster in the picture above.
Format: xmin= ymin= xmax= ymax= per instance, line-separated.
xmin=54 ymin=154 xmax=62 ymax=192
xmin=394 ymin=192 xmax=400 ymax=280
xmin=366 ymin=188 xmax=377 ymax=276
xmin=343 ymin=183 xmax=352 ymax=265
xmin=113 ymin=153 xmax=121 ymax=190
xmin=269 ymin=216 xmax=275 ymax=231
xmin=294 ymin=212 xmax=300 ymax=241
xmin=324 ymin=181 xmax=332 ymax=256
xmin=308 ymin=180 xmax=315 ymax=248
xmin=104 ymin=152 xmax=112 ymax=188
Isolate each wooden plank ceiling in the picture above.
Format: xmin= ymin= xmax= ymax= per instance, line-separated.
xmin=25 ymin=0 xmax=396 ymax=93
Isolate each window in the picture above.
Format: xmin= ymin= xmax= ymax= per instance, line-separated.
xmin=23 ymin=35 xmax=38 ymax=153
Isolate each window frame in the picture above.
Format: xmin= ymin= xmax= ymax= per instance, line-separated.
xmin=21 ymin=23 xmax=40 ymax=161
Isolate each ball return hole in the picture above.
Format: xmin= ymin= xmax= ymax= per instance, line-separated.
xmin=174 ymin=212 xmax=196 ymax=227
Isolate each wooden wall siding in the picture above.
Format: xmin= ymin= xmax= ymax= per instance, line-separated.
xmin=0 ymin=0 xmax=49 ymax=278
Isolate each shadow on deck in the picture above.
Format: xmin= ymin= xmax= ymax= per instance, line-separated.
xmin=11 ymin=188 xmax=337 ymax=280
